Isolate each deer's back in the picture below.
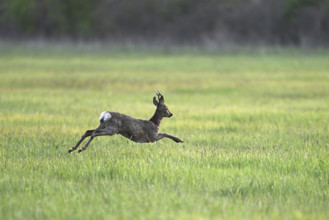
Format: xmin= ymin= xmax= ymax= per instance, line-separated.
xmin=101 ymin=111 xmax=158 ymax=143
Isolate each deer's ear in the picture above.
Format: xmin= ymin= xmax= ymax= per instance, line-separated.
xmin=153 ymin=97 xmax=159 ymax=106
xmin=159 ymin=96 xmax=164 ymax=104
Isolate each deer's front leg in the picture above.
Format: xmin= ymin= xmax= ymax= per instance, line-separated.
xmin=68 ymin=129 xmax=94 ymax=153
xmin=157 ymin=133 xmax=184 ymax=143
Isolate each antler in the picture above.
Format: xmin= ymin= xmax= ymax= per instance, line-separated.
xmin=155 ymin=90 xmax=163 ymax=100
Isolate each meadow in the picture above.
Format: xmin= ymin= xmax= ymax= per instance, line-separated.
xmin=0 ymin=44 xmax=328 ymax=220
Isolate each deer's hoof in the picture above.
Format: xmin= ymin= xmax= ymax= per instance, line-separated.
xmin=68 ymin=149 xmax=72 ymax=153
xmin=78 ymin=149 xmax=82 ymax=153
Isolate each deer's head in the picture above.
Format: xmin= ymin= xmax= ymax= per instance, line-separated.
xmin=153 ymin=92 xmax=173 ymax=118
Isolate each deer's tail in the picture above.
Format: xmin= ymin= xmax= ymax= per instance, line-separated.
xmin=99 ymin=111 xmax=112 ymax=123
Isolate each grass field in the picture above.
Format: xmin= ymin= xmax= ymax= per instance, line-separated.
xmin=0 ymin=44 xmax=329 ymax=220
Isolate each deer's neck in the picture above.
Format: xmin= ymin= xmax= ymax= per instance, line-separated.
xmin=150 ymin=110 xmax=163 ymax=127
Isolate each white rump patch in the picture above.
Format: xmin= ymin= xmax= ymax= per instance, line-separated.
xmin=99 ymin=111 xmax=111 ymax=122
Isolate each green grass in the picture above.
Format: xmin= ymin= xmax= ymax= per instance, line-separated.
xmin=1 ymin=44 xmax=329 ymax=220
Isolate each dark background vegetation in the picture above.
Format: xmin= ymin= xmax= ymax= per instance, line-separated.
xmin=0 ymin=0 xmax=329 ymax=46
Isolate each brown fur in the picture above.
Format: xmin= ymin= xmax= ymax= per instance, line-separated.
xmin=68 ymin=93 xmax=183 ymax=153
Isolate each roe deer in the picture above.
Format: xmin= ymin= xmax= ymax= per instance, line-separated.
xmin=68 ymin=92 xmax=183 ymax=153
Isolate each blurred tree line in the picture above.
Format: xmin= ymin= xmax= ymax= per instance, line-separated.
xmin=0 ymin=0 xmax=328 ymax=46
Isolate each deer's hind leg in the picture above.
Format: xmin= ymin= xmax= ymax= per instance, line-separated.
xmin=77 ymin=128 xmax=118 ymax=153
xmin=68 ymin=129 xmax=95 ymax=153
